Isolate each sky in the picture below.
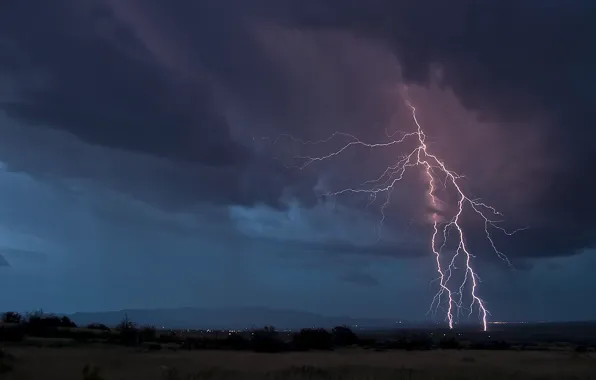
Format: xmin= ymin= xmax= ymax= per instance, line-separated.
xmin=0 ymin=0 xmax=595 ymax=323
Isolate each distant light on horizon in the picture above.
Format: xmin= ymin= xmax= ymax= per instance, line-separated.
xmin=490 ymin=321 xmax=528 ymax=325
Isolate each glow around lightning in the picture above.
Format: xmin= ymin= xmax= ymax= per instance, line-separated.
xmin=274 ymin=89 xmax=525 ymax=331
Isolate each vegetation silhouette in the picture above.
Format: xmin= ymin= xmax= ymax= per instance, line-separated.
xmin=251 ymin=325 xmax=285 ymax=353
xmin=292 ymin=328 xmax=334 ymax=351
xmin=2 ymin=310 xmax=595 ymax=356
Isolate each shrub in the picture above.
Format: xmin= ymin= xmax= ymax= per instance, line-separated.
xmin=118 ymin=314 xmax=139 ymax=346
xmin=59 ymin=316 xmax=77 ymax=328
xmin=225 ymin=333 xmax=250 ymax=350
xmin=251 ymin=326 xmax=285 ymax=353
xmin=1 ymin=312 xmax=22 ymax=324
xmin=331 ymin=326 xmax=359 ymax=346
xmin=139 ymin=326 xmax=157 ymax=343
xmin=292 ymin=328 xmax=333 ymax=351
xmin=86 ymin=323 xmax=110 ymax=331
xmin=22 ymin=313 xmax=76 ymax=337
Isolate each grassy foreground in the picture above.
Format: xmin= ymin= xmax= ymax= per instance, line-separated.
xmin=2 ymin=346 xmax=596 ymax=380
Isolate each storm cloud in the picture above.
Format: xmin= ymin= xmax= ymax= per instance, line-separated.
xmin=0 ymin=0 xmax=595 ymax=320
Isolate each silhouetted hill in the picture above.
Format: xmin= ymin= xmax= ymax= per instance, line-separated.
xmin=68 ymin=307 xmax=400 ymax=330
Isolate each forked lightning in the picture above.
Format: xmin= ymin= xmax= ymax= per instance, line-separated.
xmin=271 ymin=87 xmax=526 ymax=331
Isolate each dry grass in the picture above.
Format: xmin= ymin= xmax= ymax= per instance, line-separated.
xmin=2 ymin=346 xmax=596 ymax=380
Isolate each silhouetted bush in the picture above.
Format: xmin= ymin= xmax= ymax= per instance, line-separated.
xmin=60 ymin=316 xmax=77 ymax=328
xmin=139 ymin=326 xmax=157 ymax=343
xmin=86 ymin=323 xmax=110 ymax=331
xmin=22 ymin=312 xmax=77 ymax=337
xmin=1 ymin=312 xmax=22 ymax=324
xmin=251 ymin=326 xmax=285 ymax=353
xmin=332 ymin=326 xmax=359 ymax=346
xmin=118 ymin=314 xmax=139 ymax=346
xmin=224 ymin=333 xmax=250 ymax=350
xmin=292 ymin=328 xmax=333 ymax=351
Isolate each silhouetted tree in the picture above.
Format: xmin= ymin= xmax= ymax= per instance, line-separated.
xmin=22 ymin=312 xmax=77 ymax=337
xmin=60 ymin=316 xmax=77 ymax=328
xmin=118 ymin=313 xmax=135 ymax=330
xmin=331 ymin=326 xmax=359 ymax=346
xmin=139 ymin=326 xmax=157 ymax=343
xmin=1 ymin=312 xmax=22 ymax=324
xmin=225 ymin=333 xmax=249 ymax=350
xmin=118 ymin=314 xmax=139 ymax=346
xmin=292 ymin=328 xmax=333 ymax=351
xmin=24 ymin=309 xmax=43 ymax=322
xmin=251 ymin=326 xmax=284 ymax=352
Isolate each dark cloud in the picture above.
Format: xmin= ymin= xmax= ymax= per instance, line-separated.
xmin=0 ymin=255 xmax=9 ymax=267
xmin=0 ymin=1 xmax=248 ymax=166
xmin=290 ymin=240 xmax=428 ymax=259
xmin=0 ymin=248 xmax=48 ymax=267
xmin=1 ymin=0 xmax=595 ymax=266
xmin=269 ymin=0 xmax=596 ymax=260
xmin=0 ymin=0 xmax=327 ymax=211
xmin=340 ymin=272 xmax=379 ymax=287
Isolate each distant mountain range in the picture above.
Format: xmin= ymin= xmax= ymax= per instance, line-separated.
xmin=68 ymin=307 xmax=407 ymax=330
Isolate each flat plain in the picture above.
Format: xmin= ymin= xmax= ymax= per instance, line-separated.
xmin=2 ymin=345 xmax=596 ymax=380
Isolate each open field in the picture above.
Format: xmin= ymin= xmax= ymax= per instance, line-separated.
xmin=2 ymin=346 xmax=596 ymax=380
xmin=3 ymin=315 xmax=596 ymax=379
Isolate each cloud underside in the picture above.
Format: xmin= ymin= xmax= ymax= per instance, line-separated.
xmin=0 ymin=255 xmax=9 ymax=267
xmin=0 ymin=0 xmax=594 ymax=265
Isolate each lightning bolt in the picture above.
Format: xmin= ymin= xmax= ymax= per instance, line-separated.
xmin=268 ymin=86 xmax=527 ymax=331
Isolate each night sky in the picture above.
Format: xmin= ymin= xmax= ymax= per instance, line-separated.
xmin=1 ymin=0 xmax=595 ymax=322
